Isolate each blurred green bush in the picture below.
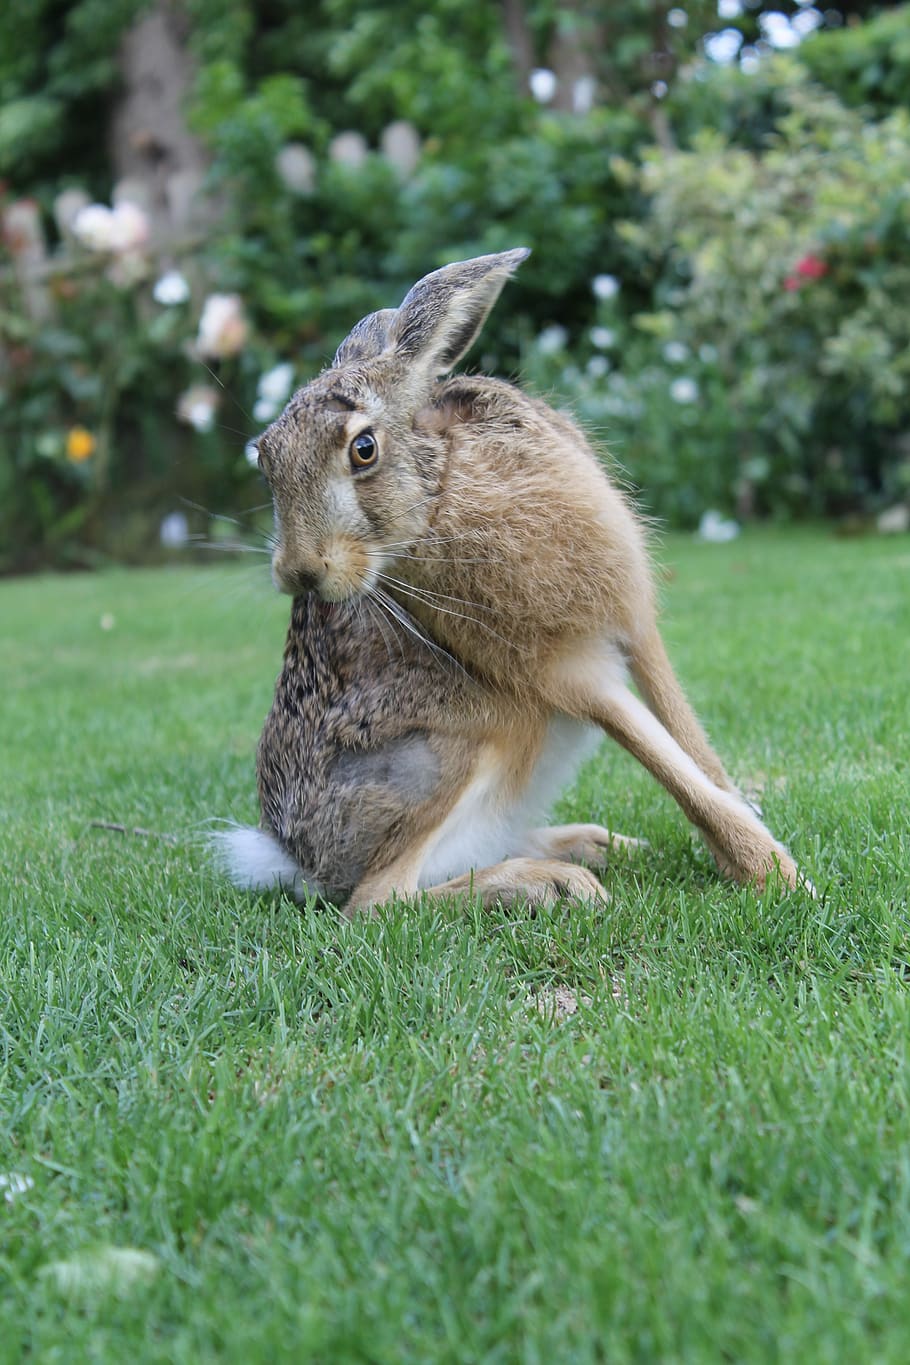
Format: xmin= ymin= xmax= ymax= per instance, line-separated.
xmin=1 ymin=1 xmax=908 ymax=570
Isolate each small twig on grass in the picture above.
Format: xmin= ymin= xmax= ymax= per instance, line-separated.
xmin=89 ymin=820 xmax=178 ymax=845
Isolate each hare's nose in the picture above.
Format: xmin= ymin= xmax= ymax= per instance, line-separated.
xmin=273 ymin=561 xmax=322 ymax=597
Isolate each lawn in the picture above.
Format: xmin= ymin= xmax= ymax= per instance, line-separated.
xmin=2 ymin=529 xmax=909 ymax=1362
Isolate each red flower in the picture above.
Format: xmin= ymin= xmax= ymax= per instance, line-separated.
xmin=783 ymin=275 xmax=801 ymax=292
xmin=795 ymin=253 xmax=827 ymax=280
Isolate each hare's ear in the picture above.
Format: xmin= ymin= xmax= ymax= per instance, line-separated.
xmin=333 ymin=308 xmax=399 ymax=367
xmin=390 ymin=247 xmax=530 ymax=377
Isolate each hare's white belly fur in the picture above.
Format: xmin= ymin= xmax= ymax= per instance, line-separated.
xmin=417 ymin=715 xmax=602 ymax=887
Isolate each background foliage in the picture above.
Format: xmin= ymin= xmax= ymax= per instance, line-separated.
xmin=1 ymin=1 xmax=908 ymax=570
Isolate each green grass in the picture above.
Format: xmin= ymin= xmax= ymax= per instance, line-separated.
xmin=2 ymin=529 xmax=909 ymax=1362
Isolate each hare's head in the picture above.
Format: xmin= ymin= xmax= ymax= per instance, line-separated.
xmin=256 ymin=248 xmax=529 ymax=600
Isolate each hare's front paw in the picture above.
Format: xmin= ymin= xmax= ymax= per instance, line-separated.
xmin=476 ymin=857 xmax=609 ymax=911
xmin=706 ymin=837 xmax=813 ymax=896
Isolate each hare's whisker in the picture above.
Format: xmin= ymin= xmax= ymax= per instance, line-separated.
xmin=361 ymin=592 xmax=402 ymax=666
xmin=213 ymin=421 xmax=256 ymax=440
xmin=370 ymin=587 xmax=470 ymax=679
xmin=377 ymin=548 xmax=498 ymax=566
xmin=190 ymin=540 xmax=272 ymax=555
xmin=178 ymin=498 xmax=258 ymax=532
xmin=375 ymin=578 xmax=524 ymax=656
xmin=374 ymin=571 xmax=497 ymax=616
xmin=197 ymin=360 xmax=255 ymax=424
xmin=394 ymin=492 xmax=441 ymax=520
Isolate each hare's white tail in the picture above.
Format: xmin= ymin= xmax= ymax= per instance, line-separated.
xmin=211 ymin=824 xmax=316 ymax=900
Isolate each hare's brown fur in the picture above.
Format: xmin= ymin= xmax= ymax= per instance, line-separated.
xmin=220 ymin=249 xmax=805 ymax=913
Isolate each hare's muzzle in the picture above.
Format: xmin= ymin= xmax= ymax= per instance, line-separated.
xmin=272 ymin=535 xmax=376 ymax=602
xmin=273 ymin=563 xmax=322 ymax=596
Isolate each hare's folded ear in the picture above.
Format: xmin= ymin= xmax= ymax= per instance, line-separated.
xmin=334 ymin=308 xmax=399 ymax=367
xmin=390 ymin=247 xmax=530 ymax=377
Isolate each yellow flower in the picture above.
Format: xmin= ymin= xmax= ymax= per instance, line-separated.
xmin=66 ymin=426 xmax=96 ymax=462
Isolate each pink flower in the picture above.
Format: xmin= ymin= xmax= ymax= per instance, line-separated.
xmin=783 ymin=275 xmax=801 ymax=292
xmin=196 ymin=293 xmax=248 ymax=360
xmin=794 ymin=253 xmax=827 ymax=280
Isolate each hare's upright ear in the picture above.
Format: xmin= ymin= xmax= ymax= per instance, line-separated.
xmin=334 ymin=308 xmax=398 ymax=367
xmin=390 ymin=247 xmax=530 ymax=377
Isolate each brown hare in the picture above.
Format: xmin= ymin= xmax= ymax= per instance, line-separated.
xmin=218 ymin=248 xmax=803 ymax=914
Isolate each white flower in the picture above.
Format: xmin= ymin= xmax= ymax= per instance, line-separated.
xmin=705 ymin=28 xmax=744 ymax=64
xmin=275 ymin=142 xmax=316 ymax=194
xmin=72 ymin=203 xmax=116 ymax=251
xmin=1 ymin=1173 xmax=34 ymax=1203
xmin=253 ymin=397 xmax=279 ymax=423
xmin=160 ymin=512 xmax=189 ymax=547
xmin=535 ymin=324 xmax=568 ymax=355
xmin=529 ymin=68 xmax=558 ymax=104
xmin=587 ymin=355 xmax=609 ymax=379
xmin=592 ymin=274 xmax=619 ymax=301
xmin=380 ymin=121 xmax=421 ymax=178
xmin=697 ymin=510 xmax=740 ymax=543
xmin=670 ymin=377 xmax=699 ymax=404
xmin=792 ymin=7 xmax=822 ymax=37
xmin=257 ymin=362 xmax=295 ymax=405
xmin=667 ymin=8 xmax=688 ymax=28
xmin=196 ymin=294 xmax=248 ymax=360
xmin=107 ymin=201 xmax=149 ymax=252
xmin=245 ymin=441 xmax=261 ymax=467
xmin=663 ymin=341 xmax=689 ymax=364
xmin=590 ymin=326 xmax=616 ymax=349
xmin=74 ymin=201 xmax=150 ymax=253
xmin=572 ymin=76 xmax=596 ymax=115
xmin=329 ymin=132 xmax=368 ymax=168
xmin=250 ymin=360 xmax=295 ymax=424
xmin=717 ymin=0 xmax=743 ymax=16
xmin=177 ymin=384 xmax=218 ymax=433
xmin=698 ymin=343 xmax=719 ymax=364
xmin=153 ymin=270 xmax=190 ymax=306
xmin=759 ymin=11 xmax=801 ymax=49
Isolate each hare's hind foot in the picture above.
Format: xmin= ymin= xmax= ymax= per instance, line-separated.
xmin=427 ymin=856 xmax=608 ymax=912
xmin=520 ymin=823 xmax=647 ymax=869
xmin=348 ymin=854 xmax=608 ymax=916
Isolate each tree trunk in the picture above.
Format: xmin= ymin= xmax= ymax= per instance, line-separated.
xmin=502 ymin=0 xmax=535 ymax=97
xmin=109 ymin=2 xmax=211 ymax=238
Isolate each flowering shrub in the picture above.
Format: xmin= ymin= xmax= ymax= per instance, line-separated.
xmin=0 ymin=197 xmax=282 ymax=571
xmin=524 ymin=62 xmax=910 ymax=525
xmin=2 ymin=5 xmax=910 ymax=569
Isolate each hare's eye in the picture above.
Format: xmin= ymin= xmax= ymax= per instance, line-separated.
xmin=349 ymin=431 xmax=379 ymax=471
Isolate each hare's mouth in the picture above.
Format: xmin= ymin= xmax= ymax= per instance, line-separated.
xmin=272 ymin=557 xmax=379 ymax=604
xmin=272 ymin=533 xmax=382 ymax=602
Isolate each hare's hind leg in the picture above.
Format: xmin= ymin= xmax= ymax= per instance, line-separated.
xmin=348 ymin=853 xmax=607 ymax=916
xmin=429 ymin=857 xmax=608 ymax=910
xmin=551 ymin=652 xmax=800 ymax=890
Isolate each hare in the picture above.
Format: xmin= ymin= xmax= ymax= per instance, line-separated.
xmin=218 ymin=248 xmax=803 ymax=914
